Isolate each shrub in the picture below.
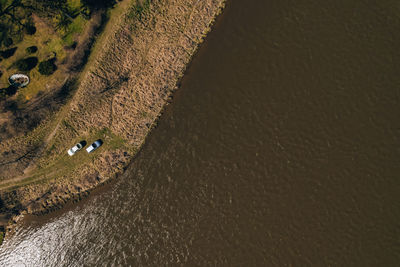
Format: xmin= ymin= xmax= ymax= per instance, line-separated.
xmin=25 ymin=25 xmax=37 ymax=35
xmin=82 ymin=0 xmax=115 ymax=9
xmin=26 ymin=46 xmax=38 ymax=54
xmin=0 ymin=47 xmax=17 ymax=59
xmin=4 ymin=38 xmax=13 ymax=47
xmin=0 ymin=230 xmax=4 ymax=245
xmin=5 ymin=85 xmax=17 ymax=96
xmin=0 ymin=88 xmax=6 ymax=100
xmin=128 ymin=0 xmax=151 ymax=21
xmin=38 ymin=59 xmax=57 ymax=75
xmin=0 ymin=86 xmax=17 ymax=98
xmin=15 ymin=57 xmax=38 ymax=71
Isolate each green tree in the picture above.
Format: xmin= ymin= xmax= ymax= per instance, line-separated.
xmin=15 ymin=57 xmax=38 ymax=71
xmin=25 ymin=45 xmax=37 ymax=54
xmin=81 ymin=0 xmax=115 ymax=9
xmin=38 ymin=59 xmax=57 ymax=75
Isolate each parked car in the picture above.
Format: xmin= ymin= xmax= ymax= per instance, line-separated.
xmin=86 ymin=139 xmax=103 ymax=153
xmin=68 ymin=143 xmax=83 ymax=156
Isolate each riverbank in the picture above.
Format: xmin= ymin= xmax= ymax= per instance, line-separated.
xmin=0 ymin=0 xmax=226 ymax=243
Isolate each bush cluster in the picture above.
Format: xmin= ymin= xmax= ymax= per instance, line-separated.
xmin=0 ymin=47 xmax=17 ymax=59
xmin=26 ymin=46 xmax=38 ymax=54
xmin=25 ymin=25 xmax=36 ymax=35
xmin=38 ymin=59 xmax=57 ymax=75
xmin=15 ymin=57 xmax=38 ymax=71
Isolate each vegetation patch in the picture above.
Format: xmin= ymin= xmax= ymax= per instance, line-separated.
xmin=62 ymin=15 xmax=86 ymax=46
xmin=0 ymin=85 xmax=17 ymax=98
xmin=38 ymin=58 xmax=57 ymax=75
xmin=0 ymin=230 xmax=4 ymax=245
xmin=15 ymin=57 xmax=38 ymax=71
xmin=81 ymin=0 xmax=116 ymax=10
xmin=128 ymin=0 xmax=152 ymax=22
xmin=25 ymin=45 xmax=37 ymax=54
xmin=2 ymin=38 xmax=13 ymax=48
xmin=24 ymin=24 xmax=36 ymax=35
xmin=0 ymin=47 xmax=17 ymax=59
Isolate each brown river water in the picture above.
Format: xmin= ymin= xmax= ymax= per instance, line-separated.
xmin=1 ymin=0 xmax=399 ymax=265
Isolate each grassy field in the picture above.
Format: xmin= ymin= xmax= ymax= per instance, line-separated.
xmin=0 ymin=0 xmax=100 ymax=106
xmin=1 ymin=127 xmax=128 ymax=190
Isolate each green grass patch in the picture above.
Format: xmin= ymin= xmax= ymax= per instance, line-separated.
xmin=9 ymin=127 xmax=128 ymax=189
xmin=90 ymin=127 xmax=126 ymax=150
xmin=62 ymin=15 xmax=87 ymax=46
xmin=128 ymin=0 xmax=152 ymax=22
xmin=0 ymin=230 xmax=4 ymax=245
xmin=67 ymin=0 xmax=83 ymax=13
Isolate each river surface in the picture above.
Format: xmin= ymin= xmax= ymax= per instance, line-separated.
xmin=1 ymin=0 xmax=399 ymax=265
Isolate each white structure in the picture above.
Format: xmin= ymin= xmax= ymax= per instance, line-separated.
xmin=8 ymin=74 xmax=30 ymax=87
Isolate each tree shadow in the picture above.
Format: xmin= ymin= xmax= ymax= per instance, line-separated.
xmin=0 ymin=85 xmax=18 ymax=96
xmin=16 ymin=57 xmax=38 ymax=71
xmin=0 ymin=47 xmax=17 ymax=59
xmin=26 ymin=46 xmax=38 ymax=54
xmin=25 ymin=24 xmax=36 ymax=35
xmin=82 ymin=0 xmax=116 ymax=9
xmin=38 ymin=57 xmax=57 ymax=75
xmin=4 ymin=99 xmax=18 ymax=111
xmin=56 ymin=78 xmax=77 ymax=101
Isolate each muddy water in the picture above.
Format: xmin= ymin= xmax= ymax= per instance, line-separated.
xmin=1 ymin=0 xmax=400 ymax=265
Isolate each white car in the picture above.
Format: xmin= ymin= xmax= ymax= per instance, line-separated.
xmin=67 ymin=143 xmax=83 ymax=156
xmin=86 ymin=139 xmax=103 ymax=153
